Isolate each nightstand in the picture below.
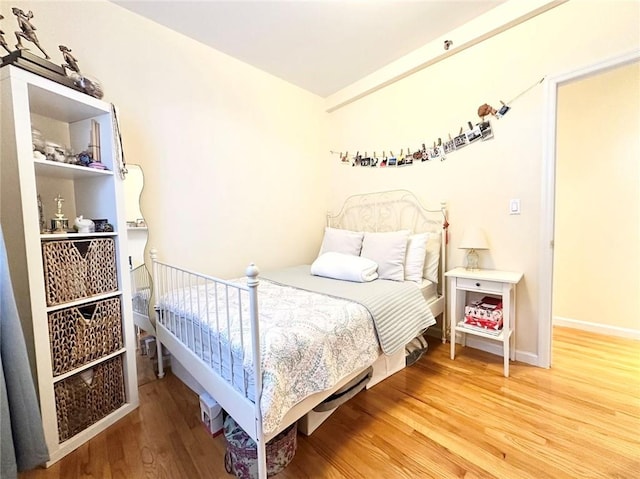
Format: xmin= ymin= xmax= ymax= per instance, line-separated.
xmin=445 ymin=267 xmax=523 ymax=377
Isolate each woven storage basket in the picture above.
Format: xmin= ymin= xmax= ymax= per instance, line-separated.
xmin=49 ymin=297 xmax=123 ymax=376
xmin=54 ymin=355 xmax=125 ymax=442
xmin=42 ymin=238 xmax=117 ymax=306
xmin=224 ymin=415 xmax=297 ymax=479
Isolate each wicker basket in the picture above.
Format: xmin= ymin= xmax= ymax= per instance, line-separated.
xmin=42 ymin=238 xmax=118 ymax=306
xmin=224 ymin=415 xmax=297 ymax=479
xmin=54 ymin=355 xmax=125 ymax=442
xmin=49 ymin=297 xmax=123 ymax=376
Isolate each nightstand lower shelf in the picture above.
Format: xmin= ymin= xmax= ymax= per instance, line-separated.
xmin=456 ymin=321 xmax=512 ymax=341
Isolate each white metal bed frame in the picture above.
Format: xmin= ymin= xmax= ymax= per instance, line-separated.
xmin=151 ymin=190 xmax=447 ymax=479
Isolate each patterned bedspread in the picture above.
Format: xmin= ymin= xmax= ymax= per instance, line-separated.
xmin=157 ymin=278 xmax=380 ymax=436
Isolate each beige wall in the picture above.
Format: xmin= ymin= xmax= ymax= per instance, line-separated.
xmin=554 ymin=62 xmax=640 ymax=332
xmin=326 ymin=0 xmax=640 ymax=357
xmin=4 ymin=0 xmax=639 ymax=360
xmin=7 ymin=0 xmax=329 ymax=278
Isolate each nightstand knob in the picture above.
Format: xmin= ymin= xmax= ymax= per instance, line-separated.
xmin=475 ymin=282 xmax=481 ymax=287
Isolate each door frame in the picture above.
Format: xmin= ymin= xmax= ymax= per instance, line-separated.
xmin=538 ymin=49 xmax=640 ymax=368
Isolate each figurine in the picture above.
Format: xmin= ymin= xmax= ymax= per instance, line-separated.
xmin=74 ymin=216 xmax=95 ymax=234
xmin=0 ymin=15 xmax=12 ymax=55
xmin=12 ymin=7 xmax=50 ymax=59
xmin=59 ymin=45 xmax=80 ymax=74
xmin=51 ymin=194 xmax=68 ymax=233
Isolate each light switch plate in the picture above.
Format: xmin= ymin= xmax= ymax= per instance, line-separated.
xmin=509 ymin=199 xmax=521 ymax=215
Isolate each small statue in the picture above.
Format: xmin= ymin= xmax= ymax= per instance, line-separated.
xmin=74 ymin=215 xmax=95 ymax=234
xmin=0 ymin=15 xmax=13 ymax=55
xmin=54 ymin=194 xmax=65 ymax=219
xmin=12 ymin=7 xmax=50 ymax=59
xmin=59 ymin=45 xmax=80 ymax=74
xmin=51 ymin=194 xmax=68 ymax=233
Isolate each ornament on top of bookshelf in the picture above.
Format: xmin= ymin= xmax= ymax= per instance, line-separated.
xmin=0 ymin=7 xmax=104 ymax=99
xmin=0 ymin=14 xmax=12 ymax=55
xmin=12 ymin=7 xmax=50 ymax=59
xmin=59 ymin=44 xmax=104 ymax=99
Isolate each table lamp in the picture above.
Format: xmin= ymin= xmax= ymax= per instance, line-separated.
xmin=459 ymin=227 xmax=489 ymax=271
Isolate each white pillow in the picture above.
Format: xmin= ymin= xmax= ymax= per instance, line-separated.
xmin=423 ymin=232 xmax=442 ymax=283
xmin=404 ymin=233 xmax=429 ymax=283
xmin=360 ymin=230 xmax=409 ymax=281
xmin=319 ymin=227 xmax=364 ymax=256
xmin=311 ymin=252 xmax=378 ymax=282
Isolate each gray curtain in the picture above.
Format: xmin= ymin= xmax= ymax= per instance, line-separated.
xmin=0 ymin=225 xmax=49 ymax=478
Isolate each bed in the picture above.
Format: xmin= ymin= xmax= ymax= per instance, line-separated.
xmin=151 ymin=189 xmax=448 ymax=478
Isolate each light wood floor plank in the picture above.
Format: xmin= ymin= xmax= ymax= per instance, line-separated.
xmin=19 ymin=327 xmax=640 ymax=478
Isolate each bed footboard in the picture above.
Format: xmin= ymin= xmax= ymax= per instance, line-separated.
xmin=150 ymin=250 xmax=268 ymax=478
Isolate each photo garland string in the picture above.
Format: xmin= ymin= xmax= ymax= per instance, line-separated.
xmin=333 ymin=77 xmax=545 ymax=168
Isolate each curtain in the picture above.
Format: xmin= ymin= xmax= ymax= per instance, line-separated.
xmin=0 ymin=225 xmax=49 ymax=478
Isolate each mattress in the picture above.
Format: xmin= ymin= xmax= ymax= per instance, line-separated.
xmin=419 ymin=279 xmax=438 ymax=303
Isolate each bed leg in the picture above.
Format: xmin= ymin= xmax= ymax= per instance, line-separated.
xmin=156 ymin=338 xmax=165 ymax=379
xmin=257 ymin=440 xmax=267 ymax=479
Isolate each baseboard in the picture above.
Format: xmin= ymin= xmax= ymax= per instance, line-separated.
xmin=460 ymin=336 xmax=538 ymax=367
xmin=553 ymin=316 xmax=640 ymax=340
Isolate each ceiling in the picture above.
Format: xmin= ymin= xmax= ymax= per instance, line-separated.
xmin=113 ymin=1 xmax=506 ymax=97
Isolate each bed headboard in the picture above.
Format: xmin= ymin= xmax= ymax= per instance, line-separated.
xmin=326 ymin=189 xmax=448 ymax=287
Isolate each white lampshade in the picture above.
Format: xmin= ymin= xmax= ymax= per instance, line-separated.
xmin=458 ymin=227 xmax=489 ymax=251
xmin=459 ymin=227 xmax=489 ymax=270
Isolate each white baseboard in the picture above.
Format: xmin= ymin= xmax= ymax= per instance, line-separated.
xmin=461 ymin=336 xmax=538 ymax=367
xmin=553 ymin=316 xmax=640 ymax=340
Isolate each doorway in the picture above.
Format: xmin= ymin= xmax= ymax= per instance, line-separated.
xmin=539 ymin=50 xmax=640 ymax=368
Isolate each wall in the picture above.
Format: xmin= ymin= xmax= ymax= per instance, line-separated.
xmin=554 ymin=61 xmax=640 ymax=334
xmin=326 ymin=0 xmax=640 ymax=360
xmin=4 ymin=0 xmax=639 ymax=362
xmin=6 ymin=0 xmax=328 ymax=278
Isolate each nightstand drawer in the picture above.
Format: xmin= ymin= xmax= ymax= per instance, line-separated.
xmin=456 ymin=277 xmax=502 ymax=293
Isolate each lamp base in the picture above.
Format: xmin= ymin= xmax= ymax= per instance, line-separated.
xmin=465 ymin=249 xmax=480 ymax=271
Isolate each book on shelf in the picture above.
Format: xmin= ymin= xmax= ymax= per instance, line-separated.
xmin=464 ymin=295 xmax=503 ymax=330
xmin=457 ymin=320 xmax=503 ymax=336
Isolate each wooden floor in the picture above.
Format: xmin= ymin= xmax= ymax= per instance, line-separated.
xmin=20 ymin=327 xmax=640 ymax=478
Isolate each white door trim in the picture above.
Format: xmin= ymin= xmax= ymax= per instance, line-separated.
xmin=538 ymin=49 xmax=640 ymax=368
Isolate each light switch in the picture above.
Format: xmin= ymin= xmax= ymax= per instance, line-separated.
xmin=509 ymin=199 xmax=521 ymax=215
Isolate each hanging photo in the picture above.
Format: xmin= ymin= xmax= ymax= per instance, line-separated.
xmin=479 ymin=121 xmax=494 ymax=140
xmin=428 ymin=147 xmax=441 ymax=161
xmin=465 ymin=125 xmax=482 ymax=144
xmin=443 ymin=139 xmax=455 ymax=154
xmin=419 ymin=144 xmax=429 ymax=162
xmin=453 ymin=133 xmax=467 ymax=149
xmin=360 ymin=156 xmax=371 ymax=167
xmin=387 ymin=155 xmax=397 ymax=167
xmin=401 ymin=151 xmax=413 ymax=166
